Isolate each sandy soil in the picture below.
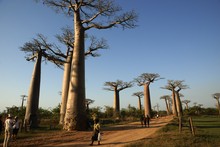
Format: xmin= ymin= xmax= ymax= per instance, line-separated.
xmin=2 ymin=116 xmax=173 ymax=147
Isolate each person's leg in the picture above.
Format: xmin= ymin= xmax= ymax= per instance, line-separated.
xmin=4 ymin=130 xmax=10 ymax=147
xmin=90 ymin=140 xmax=94 ymax=146
xmin=3 ymin=130 xmax=8 ymax=147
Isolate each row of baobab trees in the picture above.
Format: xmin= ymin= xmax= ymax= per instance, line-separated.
xmin=103 ymin=76 xmax=189 ymax=120
xmin=18 ymin=0 xmax=220 ymax=132
xmin=160 ymin=93 xmax=220 ymax=116
xmin=21 ymin=0 xmax=138 ymax=131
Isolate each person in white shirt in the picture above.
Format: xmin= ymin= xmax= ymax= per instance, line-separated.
xmin=3 ymin=114 xmax=13 ymax=147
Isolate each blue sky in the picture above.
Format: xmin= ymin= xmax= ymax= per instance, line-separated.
xmin=0 ymin=0 xmax=220 ymax=112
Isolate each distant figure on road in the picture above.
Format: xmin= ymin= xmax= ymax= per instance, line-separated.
xmin=90 ymin=118 xmax=101 ymax=146
xmin=140 ymin=115 xmax=144 ymax=127
xmin=3 ymin=114 xmax=13 ymax=147
xmin=146 ymin=115 xmax=150 ymax=128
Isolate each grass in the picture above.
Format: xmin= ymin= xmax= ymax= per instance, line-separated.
xmin=126 ymin=115 xmax=220 ymax=147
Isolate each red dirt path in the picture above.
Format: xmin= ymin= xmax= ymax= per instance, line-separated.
xmin=1 ymin=116 xmax=173 ymax=147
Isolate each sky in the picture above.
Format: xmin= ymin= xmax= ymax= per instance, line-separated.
xmin=0 ymin=0 xmax=220 ymax=112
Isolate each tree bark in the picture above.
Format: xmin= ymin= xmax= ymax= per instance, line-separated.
xmin=144 ymin=83 xmax=151 ymax=118
xmin=138 ymin=97 xmax=142 ymax=110
xmin=64 ymin=9 xmax=87 ymax=131
xmin=24 ymin=50 xmax=42 ymax=128
xmin=113 ymin=90 xmax=120 ymax=117
xmin=59 ymin=51 xmax=72 ymax=125
xmin=175 ymin=91 xmax=183 ymax=117
xmin=165 ymin=99 xmax=170 ymax=115
xmin=172 ymin=88 xmax=178 ymax=116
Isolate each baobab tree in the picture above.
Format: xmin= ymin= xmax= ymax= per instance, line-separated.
xmin=175 ymin=81 xmax=188 ymax=117
xmin=132 ymin=92 xmax=144 ymax=110
xmin=134 ymin=73 xmax=162 ymax=118
xmin=21 ymin=29 xmax=108 ymax=126
xmin=23 ymin=50 xmax=43 ymax=128
xmin=39 ymin=0 xmax=137 ymax=130
xmin=104 ymin=80 xmax=133 ymax=117
xmin=212 ymin=93 xmax=220 ymax=115
xmin=85 ymin=98 xmax=95 ymax=113
xmin=21 ymin=32 xmax=70 ymax=128
xmin=160 ymin=95 xmax=171 ymax=115
xmin=161 ymin=80 xmax=178 ymax=116
xmin=182 ymin=100 xmax=191 ymax=110
xmin=161 ymin=80 xmax=188 ymax=117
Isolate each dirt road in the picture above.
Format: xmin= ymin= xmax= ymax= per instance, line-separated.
xmin=5 ymin=116 xmax=173 ymax=147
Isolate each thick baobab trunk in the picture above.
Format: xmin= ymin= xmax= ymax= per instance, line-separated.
xmin=144 ymin=83 xmax=151 ymax=118
xmin=175 ymin=91 xmax=183 ymax=117
xmin=138 ymin=97 xmax=142 ymax=110
xmin=59 ymin=51 xmax=72 ymax=125
xmin=165 ymin=99 xmax=170 ymax=115
xmin=113 ymin=90 xmax=120 ymax=117
xmin=172 ymin=89 xmax=178 ymax=116
xmin=64 ymin=10 xmax=87 ymax=131
xmin=24 ymin=50 xmax=42 ymax=128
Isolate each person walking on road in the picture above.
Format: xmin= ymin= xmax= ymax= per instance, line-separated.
xmin=90 ymin=118 xmax=101 ymax=146
xmin=3 ymin=114 xmax=13 ymax=147
xmin=146 ymin=115 xmax=150 ymax=128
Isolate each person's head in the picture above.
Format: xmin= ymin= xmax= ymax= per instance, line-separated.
xmin=7 ymin=114 xmax=12 ymax=119
xmin=94 ymin=118 xmax=99 ymax=124
xmin=15 ymin=116 xmax=18 ymax=120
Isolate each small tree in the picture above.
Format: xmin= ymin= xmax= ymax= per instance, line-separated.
xmin=104 ymin=80 xmax=133 ymax=117
xmin=182 ymin=100 xmax=191 ymax=110
xmin=134 ymin=73 xmax=162 ymax=118
xmin=132 ymin=92 xmax=144 ymax=110
xmin=160 ymin=95 xmax=171 ymax=115
xmin=85 ymin=98 xmax=95 ymax=113
xmin=212 ymin=93 xmax=220 ymax=115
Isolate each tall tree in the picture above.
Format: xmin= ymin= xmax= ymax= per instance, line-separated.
xmin=182 ymin=100 xmax=191 ymax=110
xmin=132 ymin=92 xmax=144 ymax=110
xmin=174 ymin=81 xmax=188 ymax=117
xmin=40 ymin=0 xmax=137 ymax=130
xmin=212 ymin=93 xmax=220 ymax=115
xmin=21 ymin=32 xmax=70 ymax=127
xmin=134 ymin=73 xmax=162 ymax=118
xmin=161 ymin=80 xmax=178 ymax=116
xmin=23 ymin=50 xmax=42 ymax=128
xmin=58 ymin=29 xmax=108 ymax=125
xmin=104 ymin=80 xmax=133 ymax=117
xmin=162 ymin=80 xmax=188 ymax=117
xmin=21 ymin=33 xmax=67 ymax=128
xmin=160 ymin=95 xmax=171 ymax=115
